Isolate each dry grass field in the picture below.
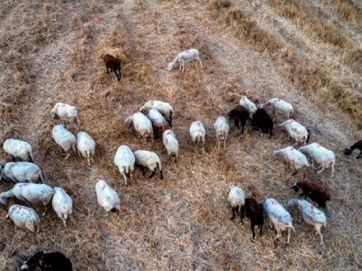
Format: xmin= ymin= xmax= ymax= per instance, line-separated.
xmin=0 ymin=0 xmax=362 ymax=270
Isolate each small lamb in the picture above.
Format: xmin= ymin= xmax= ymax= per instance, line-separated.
xmin=227 ymin=184 xmax=246 ymax=224
xmin=114 ymin=145 xmax=135 ymax=186
xmin=126 ymin=112 xmax=154 ymax=142
xmin=95 ymin=180 xmax=120 ymax=215
xmin=52 ymin=124 xmax=77 ymax=161
xmin=261 ymin=98 xmax=293 ymax=119
xmin=134 ymin=150 xmax=163 ymax=179
xmin=52 ymin=187 xmax=73 ymax=227
xmin=162 ymin=129 xmax=179 ymax=163
xmin=6 ymin=204 xmax=40 ymax=233
xmin=76 ymin=131 xmax=95 ymax=166
xmin=189 ymin=121 xmax=206 ymax=156
xmin=3 ymin=139 xmax=34 ymax=162
xmin=1 ymin=162 xmax=44 ymax=183
xmin=239 ymin=96 xmax=257 ymax=120
xmin=279 ymin=119 xmax=311 ymax=146
xmin=214 ymin=116 xmax=229 ymax=149
xmin=51 ymin=102 xmax=80 ymax=131
xmin=140 ymin=100 xmax=173 ymax=127
xmin=167 ymin=48 xmax=203 ymax=72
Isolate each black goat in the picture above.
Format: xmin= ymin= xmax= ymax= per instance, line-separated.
xmin=251 ymin=108 xmax=273 ymax=139
xmin=228 ymin=105 xmax=249 ymax=137
xmin=344 ymin=140 xmax=362 ymax=159
xmin=21 ymin=250 xmax=73 ymax=271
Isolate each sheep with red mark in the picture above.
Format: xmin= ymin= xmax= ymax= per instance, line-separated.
xmin=227 ymin=105 xmax=249 ymax=138
xmin=261 ymin=98 xmax=293 ymax=119
xmin=239 ymin=96 xmax=257 ymax=120
xmin=298 ymin=143 xmax=335 ymax=178
xmin=214 ymin=116 xmax=229 ymax=148
xmin=95 ymin=180 xmax=120 ymax=215
xmin=167 ymin=48 xmax=203 ymax=72
xmin=279 ymin=119 xmax=311 ymax=146
xmin=1 ymin=162 xmax=44 ymax=183
xmin=21 ymin=250 xmax=73 ymax=271
xmin=3 ymin=138 xmax=34 ymax=162
xmin=76 ymin=131 xmax=95 ymax=166
xmin=52 ymin=124 xmax=77 ymax=161
xmin=245 ymin=197 xmax=264 ymax=242
xmin=291 ymin=180 xmax=330 ymax=208
xmin=251 ymin=108 xmax=273 ymax=139
xmin=50 ymin=102 xmax=80 ymax=131
xmin=6 ymin=204 xmax=40 ymax=233
xmin=114 ymin=145 xmax=135 ymax=186
xmin=189 ymin=121 xmax=206 ymax=156
xmin=140 ymin=100 xmax=174 ymax=127
xmin=52 ymin=187 xmax=73 ymax=227
xmin=134 ymin=150 xmax=163 ymax=179
xmin=103 ymin=54 xmax=121 ymax=82
xmin=227 ymin=184 xmax=245 ymax=224
xmin=287 ymin=199 xmax=327 ymax=246
xmin=273 ymin=146 xmax=310 ymax=179
xmin=147 ymin=109 xmax=170 ymax=139
xmin=126 ymin=112 xmax=154 ymax=142
xmin=162 ymin=129 xmax=179 ymax=163
xmin=263 ymin=198 xmax=295 ymax=244
xmin=344 ymin=140 xmax=362 ymax=159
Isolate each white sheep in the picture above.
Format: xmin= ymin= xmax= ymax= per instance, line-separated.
xmin=6 ymin=204 xmax=40 ymax=233
xmin=273 ymin=146 xmax=310 ymax=179
xmin=52 ymin=124 xmax=77 ymax=161
xmin=76 ymin=131 xmax=95 ymax=166
xmin=139 ymin=100 xmax=174 ymax=127
xmin=287 ymin=199 xmax=327 ymax=246
xmin=214 ymin=116 xmax=229 ymax=149
xmin=263 ymin=198 xmax=295 ymax=244
xmin=0 ymin=162 xmax=44 ymax=183
xmin=0 ymin=183 xmax=54 ymax=216
xmin=114 ymin=145 xmax=135 ymax=186
xmin=167 ymin=48 xmax=203 ymax=72
xmin=239 ymin=96 xmax=257 ymax=120
xmin=147 ymin=109 xmax=170 ymax=138
xmin=134 ymin=150 xmax=163 ymax=179
xmin=3 ymin=139 xmax=34 ymax=162
xmin=95 ymin=180 xmax=120 ymax=215
xmin=52 ymin=187 xmax=73 ymax=228
xmin=261 ymin=98 xmax=293 ymax=119
xmin=162 ymin=129 xmax=179 ymax=163
xmin=126 ymin=112 xmax=154 ymax=142
xmin=279 ymin=119 xmax=310 ymax=146
xmin=298 ymin=143 xmax=335 ymax=178
xmin=227 ymin=184 xmax=246 ymax=224
xmin=50 ymin=102 xmax=80 ymax=131
xmin=189 ymin=121 xmax=206 ymax=156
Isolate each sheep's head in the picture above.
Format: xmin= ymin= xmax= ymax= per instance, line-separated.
xmin=291 ymin=182 xmax=300 ymax=192
xmin=344 ymin=147 xmax=352 ymax=155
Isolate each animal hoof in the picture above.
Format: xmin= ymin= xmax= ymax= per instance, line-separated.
xmin=251 ymin=238 xmax=255 ymax=243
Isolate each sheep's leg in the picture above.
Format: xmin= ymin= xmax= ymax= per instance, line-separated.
xmin=223 ymin=139 xmax=226 ymax=149
xmin=315 ymin=224 xmax=324 ymax=246
xmin=149 ymin=170 xmax=156 ymax=179
xmin=331 ymin=163 xmax=335 ymax=178
xmin=121 ymin=172 xmax=128 ymax=186
xmin=231 ymin=208 xmax=236 ymax=220
xmin=240 ymin=206 xmax=245 ymax=225
xmin=62 ymin=218 xmax=67 ymax=228
xmin=287 ymin=227 xmax=291 ymax=244
xmin=159 ymin=169 xmax=163 ymax=180
xmin=302 ymin=166 xmax=306 ymax=179
xmin=64 ymin=153 xmax=70 ymax=161
xmin=317 ymin=164 xmax=326 ymax=174
xmin=357 ymin=151 xmax=362 ymax=159
xmin=139 ymin=165 xmax=146 ymax=176
xmin=259 ymin=221 xmax=263 ymax=236
xmin=196 ymin=56 xmax=203 ymax=68
xmin=250 ymin=222 xmax=256 ymax=242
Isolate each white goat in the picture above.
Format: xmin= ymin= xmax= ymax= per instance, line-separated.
xmin=287 ymin=199 xmax=327 ymax=246
xmin=162 ymin=129 xmax=179 ymax=163
xmin=134 ymin=150 xmax=163 ymax=179
xmin=0 ymin=183 xmax=54 ymax=216
xmin=167 ymin=48 xmax=203 ymax=72
xmin=140 ymin=100 xmax=173 ymax=127
xmin=95 ymin=180 xmax=120 ymax=215
xmin=263 ymin=198 xmax=295 ymax=244
xmin=239 ymin=96 xmax=257 ymax=120
xmin=189 ymin=121 xmax=206 ymax=156
xmin=1 ymin=162 xmax=44 ymax=183
xmin=3 ymin=139 xmax=34 ymax=162
xmin=76 ymin=131 xmax=95 ymax=166
xmin=126 ymin=112 xmax=154 ymax=142
xmin=279 ymin=119 xmax=310 ymax=146
xmin=148 ymin=109 xmax=170 ymax=138
xmin=298 ymin=143 xmax=335 ymax=178
xmin=6 ymin=204 xmax=40 ymax=233
xmin=261 ymin=98 xmax=293 ymax=119
xmin=114 ymin=145 xmax=135 ymax=186
xmin=273 ymin=146 xmax=310 ymax=179
xmin=52 ymin=187 xmax=73 ymax=228
xmin=227 ymin=184 xmax=246 ymax=224
xmin=52 ymin=124 xmax=77 ymax=160
xmin=214 ymin=116 xmax=229 ymax=149
xmin=50 ymin=102 xmax=80 ymax=131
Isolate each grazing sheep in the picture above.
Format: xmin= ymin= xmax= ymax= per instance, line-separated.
xmin=227 ymin=184 xmax=246 ymax=224
xmin=189 ymin=121 xmax=206 ymax=156
xmin=134 ymin=150 xmax=163 ymax=179
xmin=162 ymin=129 xmax=179 ymax=163
xmin=263 ymin=198 xmax=295 ymax=244
xmin=291 ymin=180 xmax=330 ymax=208
xmin=113 ymin=145 xmax=135 ymax=186
xmin=140 ymin=100 xmax=173 ymax=127
xmin=52 ymin=124 xmax=77 ymax=161
xmin=50 ymin=102 xmax=80 ymax=131
xmin=21 ymin=250 xmax=73 ymax=271
xmin=273 ymin=146 xmax=310 ymax=179
xmin=214 ymin=116 xmax=229 ymax=149
xmin=344 ymin=140 xmax=362 ymax=159
xmin=261 ymin=98 xmax=293 ymax=119
xmin=239 ymin=96 xmax=257 ymax=120
xmin=103 ymin=54 xmax=121 ymax=82
xmin=245 ymin=197 xmax=264 ymax=242
xmin=3 ymin=139 xmax=34 ymax=162
xmin=227 ymin=105 xmax=249 ymax=138
xmin=6 ymin=204 xmax=40 ymax=233
xmin=0 ymin=183 xmax=54 ymax=215
xmin=52 ymin=187 xmax=73 ymax=228
xmin=298 ymin=143 xmax=335 ymax=178
xmin=279 ymin=119 xmax=311 ymax=146
xmin=95 ymin=180 xmax=120 ymax=215
xmin=76 ymin=131 xmax=95 ymax=166
xmin=1 ymin=162 xmax=44 ymax=183
xmin=287 ymin=199 xmax=327 ymax=246
xmin=167 ymin=48 xmax=203 ymax=72
xmin=251 ymin=108 xmax=273 ymax=139
xmin=126 ymin=112 xmax=154 ymax=142
xmin=147 ymin=109 xmax=170 ymax=138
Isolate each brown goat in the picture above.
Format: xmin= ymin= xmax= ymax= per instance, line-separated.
xmin=227 ymin=104 xmax=249 ymax=138
xmin=291 ymin=180 xmax=331 ymax=208
xmin=245 ymin=197 xmax=264 ymax=242
xmin=103 ymin=54 xmax=121 ymax=82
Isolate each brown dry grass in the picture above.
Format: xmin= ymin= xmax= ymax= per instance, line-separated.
xmin=0 ymin=0 xmax=362 ymax=270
